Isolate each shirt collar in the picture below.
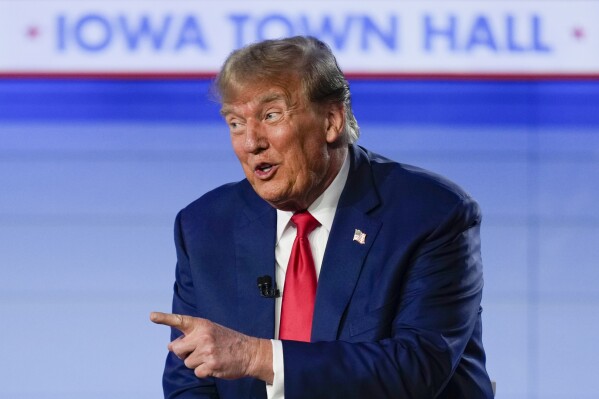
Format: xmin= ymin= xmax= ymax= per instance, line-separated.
xmin=276 ymin=152 xmax=350 ymax=242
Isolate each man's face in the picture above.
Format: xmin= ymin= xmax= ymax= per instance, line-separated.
xmin=221 ymin=81 xmax=344 ymax=211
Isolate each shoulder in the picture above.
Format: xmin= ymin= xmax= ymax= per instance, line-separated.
xmin=356 ymin=145 xmax=480 ymax=221
xmin=358 ymin=146 xmax=474 ymax=200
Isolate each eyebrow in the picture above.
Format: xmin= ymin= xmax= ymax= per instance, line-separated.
xmin=220 ymin=92 xmax=287 ymax=117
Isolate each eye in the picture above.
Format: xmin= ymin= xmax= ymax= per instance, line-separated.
xmin=265 ymin=112 xmax=282 ymax=122
xmin=227 ymin=119 xmax=245 ymax=134
xmin=226 ymin=117 xmax=239 ymax=128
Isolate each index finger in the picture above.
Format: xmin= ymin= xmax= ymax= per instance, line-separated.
xmin=150 ymin=312 xmax=193 ymax=333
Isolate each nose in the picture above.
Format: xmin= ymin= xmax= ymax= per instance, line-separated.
xmin=243 ymin=119 xmax=268 ymax=154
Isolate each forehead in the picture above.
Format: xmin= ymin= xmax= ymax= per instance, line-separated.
xmin=220 ymin=83 xmax=299 ymax=115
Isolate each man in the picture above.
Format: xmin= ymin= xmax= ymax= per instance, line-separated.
xmin=151 ymin=36 xmax=494 ymax=398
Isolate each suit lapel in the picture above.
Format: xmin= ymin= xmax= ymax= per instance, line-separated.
xmin=234 ymin=182 xmax=277 ymax=340
xmin=311 ymin=145 xmax=382 ymax=342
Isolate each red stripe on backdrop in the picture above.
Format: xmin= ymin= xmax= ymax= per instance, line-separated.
xmin=1 ymin=71 xmax=599 ymax=81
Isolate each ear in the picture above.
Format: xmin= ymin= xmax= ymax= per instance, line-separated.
xmin=324 ymin=103 xmax=346 ymax=144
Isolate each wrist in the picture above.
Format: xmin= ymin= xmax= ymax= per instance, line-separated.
xmin=246 ymin=338 xmax=274 ymax=384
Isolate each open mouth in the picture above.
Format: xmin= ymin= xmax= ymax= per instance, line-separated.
xmin=257 ymin=163 xmax=272 ymax=173
xmin=255 ymin=163 xmax=277 ymax=179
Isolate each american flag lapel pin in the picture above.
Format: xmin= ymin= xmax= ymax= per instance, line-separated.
xmin=353 ymin=229 xmax=366 ymax=245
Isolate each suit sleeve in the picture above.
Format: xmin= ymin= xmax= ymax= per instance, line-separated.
xmin=162 ymin=211 xmax=220 ymax=399
xmin=282 ymin=197 xmax=486 ymax=398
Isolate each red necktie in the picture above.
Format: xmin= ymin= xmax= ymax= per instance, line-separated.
xmin=279 ymin=211 xmax=320 ymax=342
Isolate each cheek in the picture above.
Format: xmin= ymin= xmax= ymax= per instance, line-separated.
xmin=282 ymin=150 xmax=309 ymax=177
xmin=294 ymin=141 xmax=328 ymax=173
xmin=230 ymin=136 xmax=243 ymax=156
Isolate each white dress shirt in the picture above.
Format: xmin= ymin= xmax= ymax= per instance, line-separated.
xmin=266 ymin=153 xmax=350 ymax=399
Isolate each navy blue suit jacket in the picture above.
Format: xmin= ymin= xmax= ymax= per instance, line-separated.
xmin=163 ymin=145 xmax=494 ymax=398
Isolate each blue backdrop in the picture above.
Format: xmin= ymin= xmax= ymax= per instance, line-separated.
xmin=1 ymin=78 xmax=598 ymax=398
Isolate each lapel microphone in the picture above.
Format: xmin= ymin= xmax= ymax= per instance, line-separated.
xmin=257 ymin=275 xmax=280 ymax=298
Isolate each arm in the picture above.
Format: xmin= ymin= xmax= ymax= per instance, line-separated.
xmin=282 ymin=198 xmax=488 ymax=398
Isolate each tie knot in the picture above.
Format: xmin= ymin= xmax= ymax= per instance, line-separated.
xmin=291 ymin=211 xmax=320 ymax=238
